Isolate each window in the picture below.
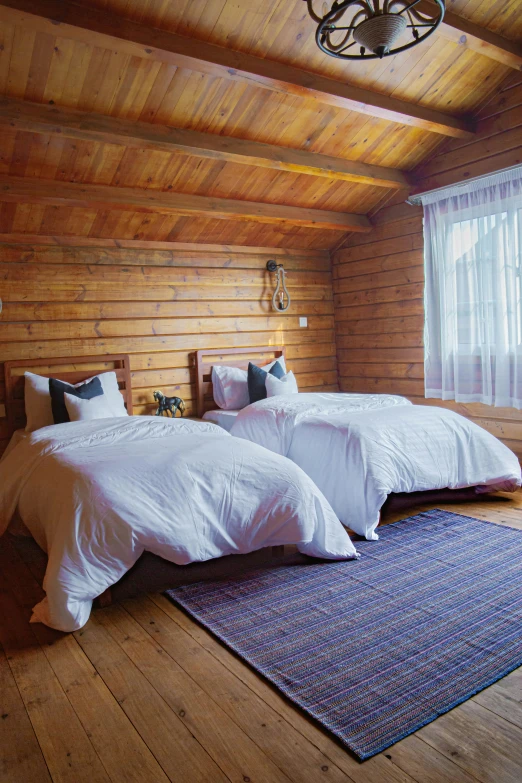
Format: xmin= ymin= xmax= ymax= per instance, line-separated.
xmin=421 ymin=167 xmax=522 ymax=408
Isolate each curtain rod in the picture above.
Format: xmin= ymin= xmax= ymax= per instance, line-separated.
xmin=407 ymin=163 xmax=522 ymax=206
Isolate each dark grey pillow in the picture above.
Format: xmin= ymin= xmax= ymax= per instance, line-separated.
xmin=49 ymin=376 xmax=103 ymax=424
xmin=248 ymin=360 xmax=285 ymax=404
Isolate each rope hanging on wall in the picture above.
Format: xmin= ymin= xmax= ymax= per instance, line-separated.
xmin=266 ymin=260 xmax=291 ymax=312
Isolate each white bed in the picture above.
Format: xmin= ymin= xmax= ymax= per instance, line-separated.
xmin=0 ymin=355 xmax=357 ymax=632
xmin=0 ymin=416 xmax=357 ymax=632
xmin=195 ymin=349 xmax=521 ymax=542
xmin=230 ymin=393 xmax=521 ymax=540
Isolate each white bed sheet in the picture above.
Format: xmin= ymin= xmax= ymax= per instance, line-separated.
xmin=0 ymin=416 xmax=357 ymax=631
xmin=230 ymin=393 xmax=522 ymax=540
xmin=202 ymin=409 xmax=240 ymax=432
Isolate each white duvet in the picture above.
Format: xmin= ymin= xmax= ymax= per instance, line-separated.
xmin=231 ymin=393 xmax=522 ymax=540
xmin=0 ymin=416 xmax=357 ymax=631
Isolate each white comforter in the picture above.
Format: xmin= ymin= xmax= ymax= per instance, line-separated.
xmin=231 ymin=393 xmax=522 ymax=540
xmin=0 ymin=416 xmax=357 ymax=631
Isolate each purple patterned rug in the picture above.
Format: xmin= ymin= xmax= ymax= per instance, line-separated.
xmin=165 ymin=510 xmax=522 ymax=759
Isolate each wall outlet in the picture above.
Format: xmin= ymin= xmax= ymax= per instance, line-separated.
xmin=299 ymin=316 xmax=308 ymax=328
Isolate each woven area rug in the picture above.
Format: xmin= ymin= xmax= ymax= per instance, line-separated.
xmin=165 ymin=510 xmax=522 ymax=760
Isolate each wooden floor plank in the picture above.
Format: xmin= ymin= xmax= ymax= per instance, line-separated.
xmin=1 ymin=539 xmax=175 ymax=783
xmin=34 ymin=627 xmax=172 ymax=783
xmin=125 ymin=594 xmax=357 ymax=783
xmin=0 ymin=591 xmax=111 ymax=783
xmin=473 ymin=669 xmax=522 ymax=730
xmin=382 ymin=733 xmax=480 ymax=783
xmin=2 ymin=491 xmax=522 ymax=783
xmin=418 ymin=700 xmax=522 ymax=783
xmin=95 ymin=603 xmax=295 ymax=783
xmin=73 ymin=614 xmax=230 ymax=783
xmin=149 ymin=594 xmax=418 ymax=783
xmin=0 ymin=646 xmax=52 ymax=783
xmin=1 ymin=538 xmax=189 ymax=783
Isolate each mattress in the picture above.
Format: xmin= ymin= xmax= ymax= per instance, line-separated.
xmin=202 ymin=409 xmax=240 ymax=432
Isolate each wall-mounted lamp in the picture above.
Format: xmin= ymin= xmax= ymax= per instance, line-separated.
xmin=266 ymin=260 xmax=291 ymax=312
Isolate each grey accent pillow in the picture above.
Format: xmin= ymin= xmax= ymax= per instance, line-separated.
xmin=247 ymin=360 xmax=286 ymax=404
xmin=49 ymin=376 xmax=104 ymax=424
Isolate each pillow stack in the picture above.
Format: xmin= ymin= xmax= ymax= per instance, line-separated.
xmin=24 ymin=371 xmax=128 ymax=431
xmin=212 ymin=357 xmax=298 ymax=409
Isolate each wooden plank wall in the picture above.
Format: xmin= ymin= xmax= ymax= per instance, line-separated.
xmin=333 ymin=75 xmax=522 ymax=459
xmin=0 ymin=242 xmax=338 ymax=453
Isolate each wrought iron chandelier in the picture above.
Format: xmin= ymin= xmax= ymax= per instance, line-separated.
xmin=304 ymin=0 xmax=445 ymax=60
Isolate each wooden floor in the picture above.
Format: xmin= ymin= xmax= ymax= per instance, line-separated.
xmin=1 ymin=493 xmax=522 ymax=783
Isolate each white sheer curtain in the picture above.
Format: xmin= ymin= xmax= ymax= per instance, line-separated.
xmin=421 ymin=166 xmax=522 ymax=409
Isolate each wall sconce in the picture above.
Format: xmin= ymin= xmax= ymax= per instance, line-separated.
xmin=266 ymin=260 xmax=291 ymax=312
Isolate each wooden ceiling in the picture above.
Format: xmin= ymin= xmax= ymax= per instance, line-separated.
xmin=0 ymin=0 xmax=520 ymax=250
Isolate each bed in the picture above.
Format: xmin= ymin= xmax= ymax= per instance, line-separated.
xmin=0 ymin=354 xmax=357 ymax=632
xmin=197 ymin=347 xmax=522 ymax=541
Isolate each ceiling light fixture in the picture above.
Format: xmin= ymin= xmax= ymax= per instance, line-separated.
xmin=304 ymin=0 xmax=445 ymax=60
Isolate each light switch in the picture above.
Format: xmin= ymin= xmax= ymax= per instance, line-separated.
xmin=299 ymin=317 xmax=308 ymax=328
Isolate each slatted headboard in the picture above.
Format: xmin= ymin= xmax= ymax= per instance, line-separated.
xmin=195 ymin=346 xmax=286 ymax=417
xmin=4 ymin=354 xmax=133 ymax=437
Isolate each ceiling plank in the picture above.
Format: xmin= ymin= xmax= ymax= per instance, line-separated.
xmin=0 ymin=97 xmax=412 ymax=190
xmin=0 ymin=175 xmax=372 ymax=232
xmin=0 ymin=234 xmax=330 ymax=257
xmin=418 ymin=2 xmax=522 ymax=71
xmin=0 ymin=0 xmax=474 ymax=139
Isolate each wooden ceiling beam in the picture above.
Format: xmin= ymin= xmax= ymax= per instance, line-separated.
xmin=0 ymin=234 xmax=330 ymax=257
xmin=0 ymin=98 xmax=412 ymax=190
xmin=0 ymin=0 xmax=474 ymax=139
xmin=0 ymin=175 xmax=372 ymax=233
xmin=418 ymin=2 xmax=522 ymax=70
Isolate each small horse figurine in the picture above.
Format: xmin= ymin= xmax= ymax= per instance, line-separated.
xmin=153 ymin=390 xmax=185 ymax=418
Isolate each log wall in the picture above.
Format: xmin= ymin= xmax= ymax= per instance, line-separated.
xmin=0 ymin=240 xmax=338 ymax=452
xmin=333 ymin=76 xmax=522 ymax=458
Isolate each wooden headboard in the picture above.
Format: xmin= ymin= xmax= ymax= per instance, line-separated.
xmin=195 ymin=346 xmax=286 ymax=417
xmin=4 ymin=354 xmax=133 ymax=437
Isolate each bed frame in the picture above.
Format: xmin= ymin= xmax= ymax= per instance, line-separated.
xmin=3 ymin=352 xmax=296 ymax=608
xmin=4 ymin=354 xmax=133 ymax=438
xmin=195 ymin=345 xmax=286 ymax=417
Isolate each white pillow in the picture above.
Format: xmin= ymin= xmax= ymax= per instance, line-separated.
xmin=212 ymin=366 xmax=249 ymax=410
xmin=24 ymin=372 xmax=54 ymax=432
xmin=212 ymin=357 xmax=286 ymax=410
xmin=86 ymin=372 xmax=128 ymax=418
xmin=64 ymin=392 xmax=117 ymax=422
xmin=265 ymin=371 xmax=298 ymax=397
xmin=24 ymin=369 xmax=128 ymax=431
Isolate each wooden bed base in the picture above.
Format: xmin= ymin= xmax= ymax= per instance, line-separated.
xmin=96 ymin=545 xmax=302 ymax=607
xmin=95 ymin=487 xmax=482 ymax=607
